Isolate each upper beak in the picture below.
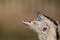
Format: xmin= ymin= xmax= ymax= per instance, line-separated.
xmin=22 ymin=20 xmax=31 ymax=26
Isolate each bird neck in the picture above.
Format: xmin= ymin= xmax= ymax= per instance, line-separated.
xmin=38 ymin=34 xmax=56 ymax=40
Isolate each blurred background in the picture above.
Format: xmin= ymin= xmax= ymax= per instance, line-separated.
xmin=0 ymin=0 xmax=60 ymax=40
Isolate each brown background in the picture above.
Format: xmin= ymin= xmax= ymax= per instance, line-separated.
xmin=0 ymin=0 xmax=60 ymax=40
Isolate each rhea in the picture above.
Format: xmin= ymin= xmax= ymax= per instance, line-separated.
xmin=22 ymin=13 xmax=60 ymax=40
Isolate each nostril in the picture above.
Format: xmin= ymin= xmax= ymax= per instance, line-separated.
xmin=28 ymin=21 xmax=31 ymax=23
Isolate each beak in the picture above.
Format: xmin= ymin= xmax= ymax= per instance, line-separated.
xmin=22 ymin=20 xmax=31 ymax=26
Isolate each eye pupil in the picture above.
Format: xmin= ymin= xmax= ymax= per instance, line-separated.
xmin=43 ymin=27 xmax=47 ymax=31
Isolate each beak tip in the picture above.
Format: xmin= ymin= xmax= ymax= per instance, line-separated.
xmin=21 ymin=21 xmax=25 ymax=23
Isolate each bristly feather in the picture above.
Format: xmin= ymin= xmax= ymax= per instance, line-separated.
xmin=37 ymin=12 xmax=58 ymax=26
xmin=37 ymin=12 xmax=59 ymax=40
xmin=41 ymin=14 xmax=59 ymax=40
xmin=22 ymin=12 xmax=60 ymax=40
xmin=43 ymin=14 xmax=58 ymax=26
